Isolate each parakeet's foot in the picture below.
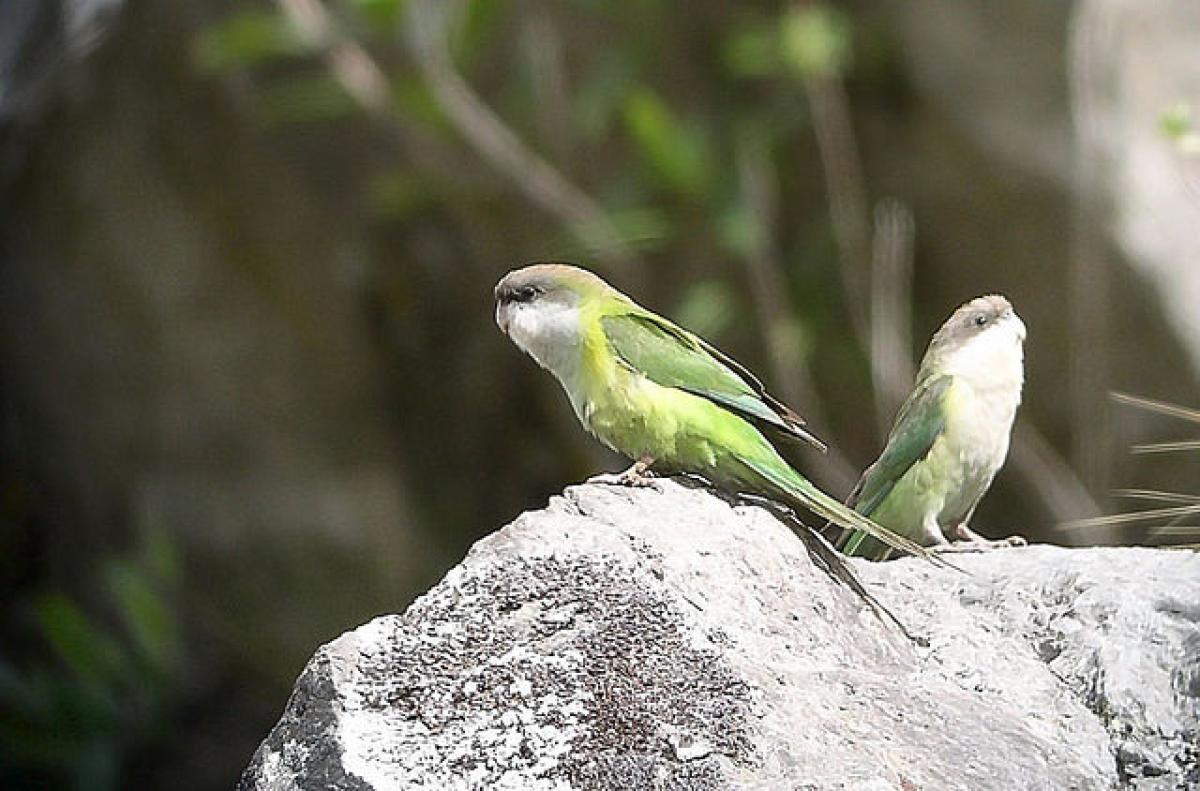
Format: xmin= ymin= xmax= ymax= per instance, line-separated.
xmin=589 ymin=457 xmax=659 ymax=489
xmin=933 ymin=523 xmax=1027 ymax=552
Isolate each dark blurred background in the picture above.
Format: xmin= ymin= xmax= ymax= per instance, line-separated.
xmin=1 ymin=0 xmax=1197 ymax=787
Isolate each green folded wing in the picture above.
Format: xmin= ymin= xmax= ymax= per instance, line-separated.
xmin=600 ymin=311 xmax=825 ymax=449
xmin=848 ymin=374 xmax=954 ymax=517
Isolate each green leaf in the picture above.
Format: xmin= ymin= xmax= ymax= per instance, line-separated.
xmin=780 ymin=4 xmax=852 ymax=78
xmin=722 ymin=25 xmax=782 ymax=77
xmin=393 ymin=76 xmax=449 ymax=130
xmin=106 ymin=561 xmax=178 ymax=676
xmin=622 ymin=88 xmax=711 ymax=197
xmin=367 ymin=172 xmax=435 ymax=219
xmin=717 ymin=202 xmax=764 ymax=260
xmin=192 ymin=10 xmax=310 ymax=74
xmin=259 ymin=74 xmax=358 ymax=125
xmin=572 ymin=53 xmax=636 ymax=140
xmin=767 ymin=315 xmax=811 ymax=369
xmin=1161 ymin=102 xmax=1193 ymax=141
xmin=350 ymin=0 xmax=406 ymax=31
xmin=452 ymin=0 xmax=509 ymax=70
xmin=142 ymin=528 xmax=180 ymax=588
xmin=674 ymin=280 xmax=739 ymax=339
xmin=34 ymin=594 xmax=126 ymax=689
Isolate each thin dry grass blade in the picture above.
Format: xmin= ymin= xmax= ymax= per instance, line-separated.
xmin=1130 ymin=440 xmax=1200 ymax=454
xmin=1112 ymin=489 xmax=1200 ymax=504
xmin=1149 ymin=525 xmax=1200 ymax=536
xmin=1111 ymin=392 xmax=1200 ymax=423
xmin=1058 ymin=503 xmax=1200 ymax=531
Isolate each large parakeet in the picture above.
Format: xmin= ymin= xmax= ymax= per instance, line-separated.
xmin=494 ymin=262 xmax=934 ymax=561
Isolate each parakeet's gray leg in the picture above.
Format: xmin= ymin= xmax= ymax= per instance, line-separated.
xmin=589 ymin=456 xmax=659 ymax=488
xmin=955 ymin=523 xmax=1026 ymax=545
xmin=617 ymin=457 xmax=658 ymax=487
xmin=934 ymin=522 xmax=1027 ymax=552
xmin=882 ymin=517 xmax=950 ymax=561
xmin=923 ymin=517 xmax=951 ymax=548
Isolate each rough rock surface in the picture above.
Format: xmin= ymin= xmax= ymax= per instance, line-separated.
xmin=240 ymin=480 xmax=1200 ymax=790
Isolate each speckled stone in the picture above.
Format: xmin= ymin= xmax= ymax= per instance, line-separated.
xmin=240 ymin=479 xmax=1199 ymax=790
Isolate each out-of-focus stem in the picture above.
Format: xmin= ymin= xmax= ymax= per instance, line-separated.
xmin=275 ymin=0 xmax=398 ymax=115
xmin=1066 ymin=0 xmax=1114 ymax=500
xmin=1010 ymin=421 xmax=1102 ymax=530
xmin=805 ymin=74 xmax=871 ymax=345
xmin=735 ymin=134 xmax=858 ymax=493
xmin=523 ymin=12 xmax=572 ymax=166
xmin=405 ymin=0 xmax=634 ymax=273
xmin=869 ymin=199 xmax=915 ymax=433
xmin=276 ymin=0 xmax=635 ymax=274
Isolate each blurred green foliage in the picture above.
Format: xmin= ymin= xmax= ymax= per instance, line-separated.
xmin=192 ymin=10 xmax=311 ymax=73
xmin=1160 ymin=101 xmax=1200 ymax=156
xmin=3 ymin=0 xmax=1198 ymax=788
xmin=0 ymin=7 xmax=1002 ymax=783
xmin=1160 ymin=102 xmax=1193 ymax=141
xmin=184 ymin=0 xmax=859 ymax=301
xmin=724 ymin=5 xmax=852 ymax=79
xmin=260 ymin=75 xmax=358 ymax=124
xmin=781 ymin=5 xmax=853 ymax=77
xmin=623 ymin=88 xmax=713 ymax=198
xmin=0 ymin=531 xmax=180 ymax=790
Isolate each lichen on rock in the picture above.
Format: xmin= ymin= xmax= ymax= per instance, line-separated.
xmin=241 ymin=479 xmax=1200 ymax=790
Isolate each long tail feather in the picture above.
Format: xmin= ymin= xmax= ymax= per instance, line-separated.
xmin=839 ymin=529 xmax=891 ymax=561
xmin=747 ymin=458 xmax=951 ymax=567
xmin=751 ymin=499 xmax=920 ymax=640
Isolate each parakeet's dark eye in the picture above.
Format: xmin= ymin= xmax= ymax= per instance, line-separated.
xmin=499 ymin=284 xmax=540 ymax=304
xmin=973 ymin=314 xmax=988 ymax=327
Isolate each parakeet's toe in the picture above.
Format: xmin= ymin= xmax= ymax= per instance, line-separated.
xmin=587 ymin=468 xmax=660 ymax=490
xmin=937 ymin=535 xmax=1025 ymax=553
xmin=616 ymin=470 xmax=659 ymax=489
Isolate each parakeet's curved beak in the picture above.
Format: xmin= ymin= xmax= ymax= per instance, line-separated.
xmin=1008 ymin=309 xmax=1027 ymax=343
xmin=494 ymin=289 xmax=510 ymax=335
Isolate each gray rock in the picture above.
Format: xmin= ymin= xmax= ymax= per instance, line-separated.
xmin=240 ymin=480 xmax=1200 ymax=790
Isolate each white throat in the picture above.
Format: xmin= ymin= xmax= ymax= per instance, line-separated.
xmin=942 ymin=317 xmax=1025 ymax=402
xmin=502 ymin=302 xmax=585 ymax=384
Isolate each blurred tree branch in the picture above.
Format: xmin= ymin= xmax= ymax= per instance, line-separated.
xmin=267 ymin=0 xmax=491 ymax=195
xmin=404 ymin=0 xmax=635 ymax=273
xmin=273 ymin=0 xmax=636 ymax=274
xmin=274 ymin=0 xmax=395 ymax=115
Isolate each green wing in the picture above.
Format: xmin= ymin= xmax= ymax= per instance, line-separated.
xmin=837 ymin=375 xmax=953 ymax=558
xmin=847 ymin=375 xmax=954 ymax=517
xmin=600 ymin=310 xmax=826 ymax=450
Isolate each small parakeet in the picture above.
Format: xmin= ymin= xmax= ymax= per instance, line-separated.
xmin=838 ymin=295 xmax=1027 ymax=560
xmin=494 ymin=262 xmax=934 ymax=561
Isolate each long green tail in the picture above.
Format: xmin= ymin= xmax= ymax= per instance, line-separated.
xmin=839 ymin=525 xmax=892 ymax=560
xmin=745 ymin=458 xmax=937 ymax=563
